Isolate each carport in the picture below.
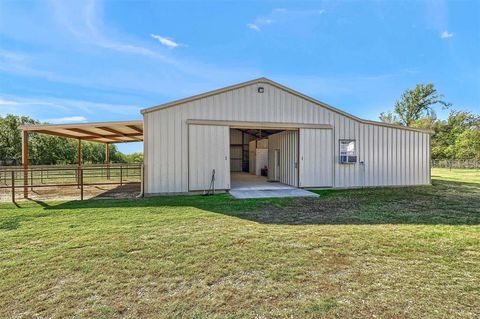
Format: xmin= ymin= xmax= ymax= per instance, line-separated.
xmin=17 ymin=120 xmax=143 ymax=199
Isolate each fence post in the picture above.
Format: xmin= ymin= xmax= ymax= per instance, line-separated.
xmin=30 ymin=169 xmax=33 ymax=192
xmin=77 ymin=166 xmax=80 ymax=189
xmin=120 ymin=165 xmax=123 ymax=186
xmin=11 ymin=171 xmax=15 ymax=203
xmin=80 ymin=167 xmax=84 ymax=201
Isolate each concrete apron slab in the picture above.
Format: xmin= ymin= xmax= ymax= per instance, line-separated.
xmin=229 ymin=172 xmax=319 ymax=199
xmin=229 ymin=188 xmax=319 ymax=199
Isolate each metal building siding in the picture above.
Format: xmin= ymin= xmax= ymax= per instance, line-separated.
xmin=143 ymin=82 xmax=431 ymax=194
xmin=299 ymin=128 xmax=333 ymax=187
xmin=229 ymin=129 xmax=243 ymax=172
xmin=248 ymin=140 xmax=256 ymax=174
xmin=357 ymin=123 xmax=431 ymax=187
xmin=188 ymin=125 xmax=230 ymax=191
xmin=267 ymin=131 xmax=298 ymax=187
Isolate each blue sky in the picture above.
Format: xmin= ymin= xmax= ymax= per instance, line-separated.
xmin=1 ymin=0 xmax=479 ymax=153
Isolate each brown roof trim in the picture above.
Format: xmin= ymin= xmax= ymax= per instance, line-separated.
xmin=20 ymin=120 xmax=143 ymax=130
xmin=141 ymin=77 xmax=433 ymax=134
xmin=20 ymin=120 xmax=144 ymax=143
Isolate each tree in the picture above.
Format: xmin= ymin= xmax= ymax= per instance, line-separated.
xmin=0 ymin=115 xmax=37 ymax=163
xmin=431 ymin=110 xmax=480 ymax=159
xmin=380 ymin=84 xmax=451 ymax=127
xmin=124 ymin=152 xmax=143 ymax=163
xmin=453 ymin=130 xmax=480 ymax=160
xmin=30 ymin=134 xmax=76 ymax=165
xmin=0 ymin=114 xmax=135 ymax=165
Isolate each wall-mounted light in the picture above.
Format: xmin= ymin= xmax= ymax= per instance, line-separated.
xmin=257 ymin=87 xmax=264 ymax=93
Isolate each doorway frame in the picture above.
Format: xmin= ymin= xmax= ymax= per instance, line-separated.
xmin=186 ymin=119 xmax=333 ymax=190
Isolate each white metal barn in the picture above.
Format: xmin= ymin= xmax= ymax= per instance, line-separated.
xmin=141 ymin=78 xmax=431 ymax=195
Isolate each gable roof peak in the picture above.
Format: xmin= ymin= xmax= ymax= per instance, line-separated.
xmin=140 ymin=77 xmax=433 ymax=134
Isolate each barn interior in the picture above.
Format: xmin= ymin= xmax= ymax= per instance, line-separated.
xmin=229 ymin=128 xmax=286 ymax=190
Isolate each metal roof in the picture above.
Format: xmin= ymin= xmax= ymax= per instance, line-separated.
xmin=141 ymin=77 xmax=433 ymax=134
xmin=20 ymin=120 xmax=143 ymax=143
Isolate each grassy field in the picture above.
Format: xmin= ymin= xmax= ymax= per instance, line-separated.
xmin=0 ymin=168 xmax=479 ymax=318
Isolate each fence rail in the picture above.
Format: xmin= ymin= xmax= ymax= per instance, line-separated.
xmin=431 ymin=159 xmax=480 ymax=169
xmin=0 ymin=163 xmax=143 ymax=202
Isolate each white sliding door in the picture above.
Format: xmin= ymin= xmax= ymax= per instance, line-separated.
xmin=189 ymin=125 xmax=230 ymax=191
xmin=299 ymin=128 xmax=333 ymax=187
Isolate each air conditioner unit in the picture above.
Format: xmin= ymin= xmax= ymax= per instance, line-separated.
xmin=340 ymin=155 xmax=357 ymax=164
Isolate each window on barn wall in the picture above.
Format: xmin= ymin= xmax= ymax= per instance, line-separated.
xmin=339 ymin=140 xmax=357 ymax=164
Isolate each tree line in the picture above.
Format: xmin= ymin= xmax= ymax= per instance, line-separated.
xmin=379 ymin=84 xmax=479 ymax=160
xmin=1 ymin=84 xmax=478 ymax=165
xmin=0 ymin=115 xmax=143 ymax=166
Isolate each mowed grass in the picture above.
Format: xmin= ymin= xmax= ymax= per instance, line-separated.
xmin=0 ymin=169 xmax=479 ymax=318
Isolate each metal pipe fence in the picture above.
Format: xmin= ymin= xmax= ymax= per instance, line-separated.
xmin=431 ymin=159 xmax=480 ymax=169
xmin=0 ymin=163 xmax=143 ymax=202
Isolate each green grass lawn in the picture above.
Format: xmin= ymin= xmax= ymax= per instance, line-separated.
xmin=1 ymin=168 xmax=479 ymax=318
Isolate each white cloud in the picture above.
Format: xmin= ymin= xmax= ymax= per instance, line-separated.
xmin=246 ymin=23 xmax=260 ymax=31
xmin=247 ymin=8 xmax=325 ymax=31
xmin=150 ymin=34 xmax=180 ymax=48
xmin=0 ymin=98 xmax=20 ymax=106
xmin=0 ymin=94 xmax=140 ymax=116
xmin=41 ymin=116 xmax=88 ymax=124
xmin=0 ymin=49 xmax=26 ymax=62
xmin=441 ymin=30 xmax=453 ymax=38
xmin=51 ymin=1 xmax=174 ymax=62
xmin=1 ymin=1 xmax=261 ymax=98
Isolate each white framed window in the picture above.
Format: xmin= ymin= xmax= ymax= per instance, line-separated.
xmin=339 ymin=139 xmax=357 ymax=164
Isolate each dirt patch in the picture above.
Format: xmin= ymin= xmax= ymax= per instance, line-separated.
xmin=0 ymin=183 xmax=140 ymax=202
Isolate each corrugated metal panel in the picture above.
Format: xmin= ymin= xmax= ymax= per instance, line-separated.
xmin=257 ymin=138 xmax=268 ymax=149
xmin=248 ymin=140 xmax=256 ymax=174
xmin=357 ymin=123 xmax=431 ymax=187
xmin=230 ymin=147 xmax=242 ymax=172
xmin=255 ymin=149 xmax=268 ymax=176
xmin=188 ymin=124 xmax=230 ymax=191
xmin=268 ymin=131 xmax=298 ymax=186
xmin=299 ymin=128 xmax=333 ymax=187
xmin=229 ymin=129 xmax=243 ymax=144
xmin=144 ymin=82 xmax=431 ymax=194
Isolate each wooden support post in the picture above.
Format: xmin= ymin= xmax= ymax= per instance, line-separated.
xmin=80 ymin=167 xmax=84 ymax=200
xmin=77 ymin=139 xmax=82 ymax=166
xmin=77 ymin=139 xmax=82 ymax=188
xmin=105 ymin=143 xmax=110 ymax=180
xmin=22 ymin=130 xmax=28 ymax=199
xmin=11 ymin=170 xmax=15 ymax=203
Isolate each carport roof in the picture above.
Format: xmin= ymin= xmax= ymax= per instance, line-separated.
xmin=20 ymin=120 xmax=143 ymax=143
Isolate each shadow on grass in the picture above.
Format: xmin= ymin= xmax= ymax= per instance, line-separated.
xmin=7 ymin=179 xmax=480 ymax=226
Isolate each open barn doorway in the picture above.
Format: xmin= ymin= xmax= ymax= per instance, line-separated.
xmin=229 ymin=128 xmax=298 ymax=191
